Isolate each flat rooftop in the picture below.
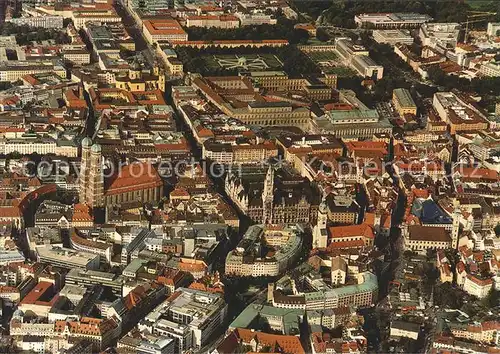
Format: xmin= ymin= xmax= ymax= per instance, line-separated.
xmin=143 ymin=19 xmax=187 ymax=36
xmin=36 ymin=246 xmax=97 ymax=267
xmin=394 ymin=88 xmax=416 ymax=108
xmin=356 ymin=12 xmax=432 ymax=22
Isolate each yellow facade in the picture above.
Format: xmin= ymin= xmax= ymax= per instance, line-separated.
xmin=115 ymin=64 xmax=166 ymax=92
xmin=393 ymin=89 xmax=417 ymax=116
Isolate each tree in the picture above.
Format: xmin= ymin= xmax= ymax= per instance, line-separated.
xmin=0 ymin=81 xmax=12 ymax=91
xmin=483 ymin=288 xmax=500 ymax=308
xmin=495 ymin=224 xmax=500 ymax=236
xmin=434 ymin=282 xmax=465 ymax=309
xmin=185 ymin=19 xmax=308 ymax=44
xmin=423 ymin=261 xmax=439 ymax=286
xmin=316 ymin=27 xmax=330 ymax=42
xmin=63 ymin=18 xmax=73 ymax=28
xmin=426 ymin=66 xmax=446 ymax=86
xmin=289 ymin=28 xmax=309 ymax=45
xmin=278 ymin=45 xmax=320 ymax=76
xmin=433 ymin=2 xmax=469 ymax=23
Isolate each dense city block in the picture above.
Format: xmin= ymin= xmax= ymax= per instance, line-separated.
xmin=0 ymin=0 xmax=498 ymax=353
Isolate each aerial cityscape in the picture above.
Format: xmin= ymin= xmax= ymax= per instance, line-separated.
xmin=0 ymin=0 xmax=498 ymax=353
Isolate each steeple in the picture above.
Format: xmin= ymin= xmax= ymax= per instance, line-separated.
xmin=262 ymin=165 xmax=274 ymax=224
xmin=80 ymin=141 xmax=104 ymax=208
xmin=313 ymin=200 xmax=328 ymax=248
xmin=263 ymin=164 xmax=274 ymax=199
xmin=451 ymin=208 xmax=461 ymax=249
xmin=88 ymin=143 xmax=104 ymax=208
xmin=79 ymin=138 xmax=92 ymax=204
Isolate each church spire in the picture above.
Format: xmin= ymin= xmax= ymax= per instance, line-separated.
xmin=262 ymin=164 xmax=274 ymax=224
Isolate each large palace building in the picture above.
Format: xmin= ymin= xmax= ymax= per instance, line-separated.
xmin=192 ymin=76 xmax=313 ymax=130
xmin=79 ymin=138 xmax=164 ymax=208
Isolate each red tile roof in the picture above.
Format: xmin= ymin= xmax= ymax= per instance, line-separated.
xmin=0 ymin=207 xmax=21 ymax=218
xmin=456 ymin=167 xmax=499 ymax=181
xmin=328 ymin=223 xmax=374 ymax=240
xmin=345 ymin=141 xmax=388 ymax=155
xmin=20 ymin=281 xmax=57 ymax=306
xmin=178 ymin=259 xmax=207 ymax=273
xmin=408 ymin=225 xmax=450 ymax=242
xmin=143 ymin=19 xmax=187 ymax=36
xmin=105 ymin=162 xmax=162 ymax=196
xmin=466 ymin=274 xmax=493 ymax=286
xmin=364 ymin=212 xmax=375 ymax=226
xmin=170 ymin=187 xmax=190 ymax=197
xmin=72 ymin=203 xmax=93 ymax=222
xmin=233 ymin=328 xmax=306 ymax=354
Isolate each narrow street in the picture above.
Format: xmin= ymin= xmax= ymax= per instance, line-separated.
xmin=82 ymin=89 xmax=96 ymax=138
xmin=114 ymin=0 xmax=155 ymax=65
xmin=364 ymin=169 xmax=407 ymax=352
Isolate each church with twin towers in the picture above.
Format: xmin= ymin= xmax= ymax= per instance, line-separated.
xmin=79 ymin=137 xmax=164 ymax=208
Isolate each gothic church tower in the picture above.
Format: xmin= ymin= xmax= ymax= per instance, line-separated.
xmin=79 ymin=138 xmax=104 ymax=208
xmin=262 ymin=165 xmax=274 ymax=224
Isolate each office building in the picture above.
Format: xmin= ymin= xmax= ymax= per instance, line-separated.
xmin=487 ymin=22 xmax=500 ymax=37
xmin=127 ymin=0 xmax=170 ymax=13
xmin=65 ymin=268 xmax=124 ymax=295
xmin=462 ymin=275 xmax=493 ymax=299
xmin=70 ymin=229 xmax=113 ymax=262
xmin=8 ymin=15 xmax=63 ymax=28
xmin=202 ymin=139 xmax=278 ymax=165
xmin=270 ymin=271 xmax=379 ymax=310
xmin=351 ymin=55 xmax=384 ymax=79
xmin=373 ymin=29 xmax=414 ymax=46
xmin=335 ymin=38 xmax=383 ymax=79
xmin=229 ymin=304 xmax=304 ymax=335
xmin=36 ymin=246 xmax=100 ymax=270
xmin=186 ymin=15 xmax=239 ymax=29
xmin=433 ymin=92 xmax=489 ymax=134
xmin=316 ymin=90 xmax=392 ymax=139
xmin=141 ymin=288 xmax=227 ymax=353
xmin=392 ymin=88 xmax=417 ymax=116
xmin=143 ymin=19 xmax=188 ymax=44
xmin=121 ymin=228 xmax=156 ymax=265
xmin=237 ymin=13 xmax=277 ymax=26
xmin=335 ymin=38 xmax=369 ymax=61
xmin=0 ymin=60 xmax=66 ymax=82
xmin=419 ymin=23 xmax=461 ymax=50
xmin=479 ymin=60 xmax=500 ymax=77
xmin=355 ymin=13 xmax=432 ymax=29
xmin=225 ymin=224 xmax=303 ymax=277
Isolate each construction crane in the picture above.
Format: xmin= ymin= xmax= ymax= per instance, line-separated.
xmin=463 ymin=11 xmax=497 ymax=41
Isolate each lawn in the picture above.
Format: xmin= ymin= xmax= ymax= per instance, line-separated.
xmin=465 ymin=0 xmax=497 ymax=10
xmin=308 ymin=51 xmax=338 ymax=62
xmin=306 ymin=50 xmax=355 ymax=76
xmin=201 ymin=53 xmax=284 ymax=72
xmin=326 ymin=66 xmax=358 ymax=77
